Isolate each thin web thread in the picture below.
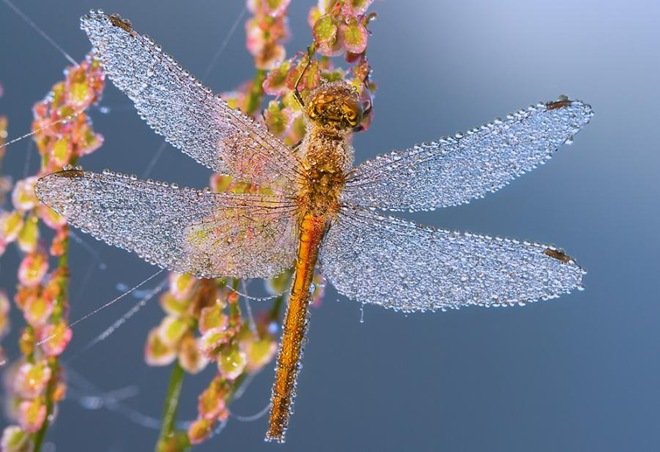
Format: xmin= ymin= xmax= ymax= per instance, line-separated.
xmin=0 ymin=109 xmax=86 ymax=151
xmin=65 ymin=279 xmax=167 ymax=363
xmin=66 ymin=368 xmax=163 ymax=430
xmin=36 ymin=269 xmax=164 ymax=346
xmin=231 ymin=403 xmax=272 ymax=422
xmin=2 ymin=0 xmax=77 ymax=65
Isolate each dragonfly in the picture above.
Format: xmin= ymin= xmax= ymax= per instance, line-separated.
xmin=35 ymin=11 xmax=593 ymax=443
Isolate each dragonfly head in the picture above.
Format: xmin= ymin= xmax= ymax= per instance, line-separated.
xmin=306 ymin=81 xmax=363 ymax=132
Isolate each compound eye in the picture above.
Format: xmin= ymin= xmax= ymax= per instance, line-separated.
xmin=342 ymin=104 xmax=360 ymax=126
xmin=307 ymin=105 xmax=319 ymax=121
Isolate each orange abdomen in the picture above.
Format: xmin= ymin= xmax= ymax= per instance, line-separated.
xmin=266 ymin=213 xmax=327 ymax=442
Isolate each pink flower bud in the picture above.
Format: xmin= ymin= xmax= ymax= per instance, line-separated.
xmin=248 ymin=0 xmax=291 ymax=16
xmin=199 ymin=327 xmax=233 ymax=356
xmin=0 ymin=210 xmax=24 ymax=244
xmin=49 ymin=137 xmax=73 ymax=167
xmin=18 ymin=398 xmax=47 ymax=433
xmin=197 ymin=377 xmax=229 ymax=420
xmin=157 ymin=315 xmax=190 ymax=347
xmin=145 ymin=329 xmax=177 ymax=366
xmin=14 ymin=361 xmax=52 ymax=399
xmin=38 ymin=321 xmax=72 ymax=357
xmin=1 ymin=425 xmax=31 ymax=452
xmin=17 ymin=216 xmax=39 ymax=253
xmin=23 ymin=294 xmax=54 ymax=328
xmin=18 ymin=251 xmax=48 ymax=287
xmin=37 ymin=203 xmax=65 ymax=229
xmin=11 ymin=177 xmax=38 ymax=212
xmin=198 ymin=305 xmax=228 ymax=335
xmin=159 ymin=291 xmax=190 ymax=317
xmin=178 ymin=334 xmax=209 ymax=374
xmin=168 ymin=272 xmax=196 ymax=301
xmin=263 ymin=61 xmax=292 ymax=96
xmin=217 ymin=345 xmax=247 ymax=380
xmin=264 ymin=102 xmax=295 ymax=137
xmin=339 ymin=19 xmax=368 ymax=54
xmin=187 ymin=417 xmax=213 ymax=445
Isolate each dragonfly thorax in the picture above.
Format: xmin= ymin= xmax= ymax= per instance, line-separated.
xmin=297 ymin=165 xmax=346 ymax=217
xmin=297 ymin=129 xmax=350 ymax=218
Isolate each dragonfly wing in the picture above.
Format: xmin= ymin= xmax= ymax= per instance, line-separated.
xmin=342 ymin=99 xmax=593 ymax=211
xmin=36 ymin=169 xmax=297 ymax=279
xmin=81 ymin=11 xmax=299 ymax=186
xmin=320 ymin=208 xmax=584 ymax=312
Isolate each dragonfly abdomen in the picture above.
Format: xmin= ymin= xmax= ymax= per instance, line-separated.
xmin=267 ymin=213 xmax=327 ymax=442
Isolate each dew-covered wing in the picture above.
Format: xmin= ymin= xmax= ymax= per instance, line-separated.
xmin=81 ymin=11 xmax=299 ymax=186
xmin=342 ymin=99 xmax=593 ymax=211
xmin=320 ymin=208 xmax=584 ymax=312
xmin=36 ymin=169 xmax=297 ymax=279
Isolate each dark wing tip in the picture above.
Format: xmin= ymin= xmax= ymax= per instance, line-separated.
xmin=545 ymin=96 xmax=594 ymax=124
xmin=542 ymin=246 xmax=586 ymax=276
xmin=545 ymin=96 xmax=573 ymax=110
xmin=81 ymin=10 xmax=135 ymax=37
xmin=35 ymin=169 xmax=85 ymax=209
xmin=108 ymin=14 xmax=134 ymax=33
xmin=538 ymin=246 xmax=587 ymax=299
xmin=543 ymin=247 xmax=573 ymax=264
xmin=55 ymin=168 xmax=86 ymax=179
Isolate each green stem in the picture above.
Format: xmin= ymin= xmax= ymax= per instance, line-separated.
xmin=33 ymin=232 xmax=70 ymax=452
xmin=269 ymin=293 xmax=286 ymax=322
xmin=157 ymin=361 xmax=187 ymax=448
xmin=245 ymin=69 xmax=266 ymax=117
xmin=228 ymin=373 xmax=247 ymax=399
xmin=32 ymin=360 xmax=57 ymax=452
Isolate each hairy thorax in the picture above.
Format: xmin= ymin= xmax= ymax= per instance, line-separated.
xmin=296 ymin=127 xmax=353 ymax=218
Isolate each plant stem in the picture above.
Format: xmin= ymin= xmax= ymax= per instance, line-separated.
xmin=32 ymin=360 xmax=58 ymax=452
xmin=33 ymin=233 xmax=69 ymax=452
xmin=245 ymin=69 xmax=266 ymax=116
xmin=157 ymin=361 xmax=187 ymax=448
xmin=269 ymin=293 xmax=286 ymax=322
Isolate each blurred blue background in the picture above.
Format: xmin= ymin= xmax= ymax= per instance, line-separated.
xmin=1 ymin=1 xmax=659 ymax=451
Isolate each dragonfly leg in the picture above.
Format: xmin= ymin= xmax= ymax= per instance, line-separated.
xmin=293 ymin=45 xmax=316 ymax=109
